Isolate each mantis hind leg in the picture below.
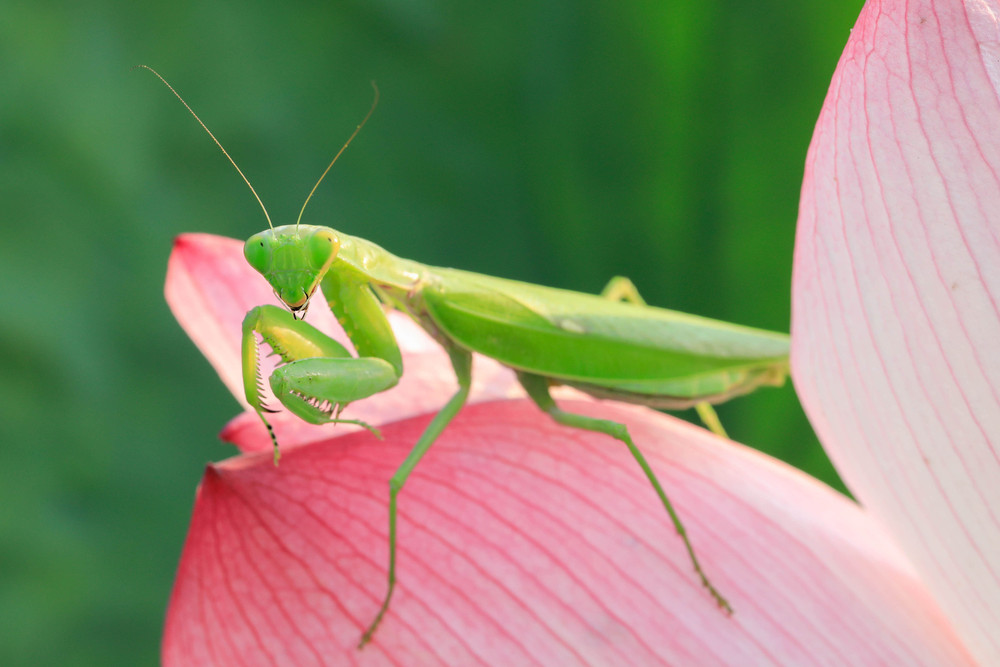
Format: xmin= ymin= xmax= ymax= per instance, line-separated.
xmin=600 ymin=277 xmax=729 ymax=439
xmin=517 ymin=371 xmax=732 ymax=614
xmin=600 ymin=276 xmax=646 ymax=305
xmin=694 ymin=402 xmax=728 ymax=439
xmin=359 ymin=345 xmax=473 ymax=648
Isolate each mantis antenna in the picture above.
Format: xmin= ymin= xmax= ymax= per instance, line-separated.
xmin=295 ymin=81 xmax=379 ymax=229
xmin=136 ymin=65 xmax=274 ymax=228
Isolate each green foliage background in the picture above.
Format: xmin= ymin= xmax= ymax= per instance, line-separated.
xmin=0 ymin=1 xmax=862 ymax=663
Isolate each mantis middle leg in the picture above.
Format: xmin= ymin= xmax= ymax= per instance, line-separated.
xmin=517 ymin=370 xmax=732 ymax=613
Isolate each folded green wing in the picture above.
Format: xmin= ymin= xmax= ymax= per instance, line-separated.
xmin=422 ymin=268 xmax=789 ymax=403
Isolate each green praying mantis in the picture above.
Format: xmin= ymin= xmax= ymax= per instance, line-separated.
xmin=142 ymin=66 xmax=790 ymax=647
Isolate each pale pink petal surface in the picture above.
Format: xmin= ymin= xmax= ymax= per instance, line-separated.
xmin=163 ymin=400 xmax=971 ymax=665
xmin=792 ymin=0 xmax=1000 ymax=661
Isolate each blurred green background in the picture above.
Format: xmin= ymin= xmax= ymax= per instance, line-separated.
xmin=1 ymin=1 xmax=862 ymax=664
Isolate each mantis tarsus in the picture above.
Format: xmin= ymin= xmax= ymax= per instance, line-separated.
xmin=143 ymin=66 xmax=790 ymax=647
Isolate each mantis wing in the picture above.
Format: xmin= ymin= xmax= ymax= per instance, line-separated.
xmin=421 ymin=268 xmax=789 ymax=406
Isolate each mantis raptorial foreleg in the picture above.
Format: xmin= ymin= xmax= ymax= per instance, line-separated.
xmin=359 ymin=345 xmax=473 ymax=647
xmin=600 ymin=278 xmax=730 ymax=439
xmin=242 ymin=304 xmax=397 ymax=463
xmin=516 ymin=371 xmax=733 ymax=614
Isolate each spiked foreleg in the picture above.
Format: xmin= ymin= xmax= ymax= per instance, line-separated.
xmin=269 ymin=356 xmax=399 ymax=428
xmin=242 ymin=304 xmax=398 ymax=464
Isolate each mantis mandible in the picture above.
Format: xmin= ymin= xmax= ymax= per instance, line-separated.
xmin=142 ymin=66 xmax=790 ymax=647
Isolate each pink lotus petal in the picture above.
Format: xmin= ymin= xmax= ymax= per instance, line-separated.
xmin=163 ymin=400 xmax=971 ymax=665
xmin=792 ymin=0 xmax=1000 ymax=661
xmin=165 ymin=233 xmax=522 ymax=452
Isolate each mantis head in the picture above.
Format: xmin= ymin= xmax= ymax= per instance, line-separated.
xmin=138 ymin=66 xmax=378 ymax=320
xmin=244 ymin=225 xmax=340 ymax=319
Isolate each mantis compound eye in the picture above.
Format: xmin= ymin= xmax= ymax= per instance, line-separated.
xmin=244 ymin=231 xmax=274 ymax=275
xmin=307 ymin=228 xmax=340 ymax=272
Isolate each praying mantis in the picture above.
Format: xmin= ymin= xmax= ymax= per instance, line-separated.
xmin=142 ymin=66 xmax=790 ymax=647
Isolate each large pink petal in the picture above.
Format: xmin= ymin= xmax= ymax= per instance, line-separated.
xmin=163 ymin=400 xmax=971 ymax=665
xmin=792 ymin=0 xmax=1000 ymax=660
xmin=165 ymin=234 xmax=521 ymax=452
